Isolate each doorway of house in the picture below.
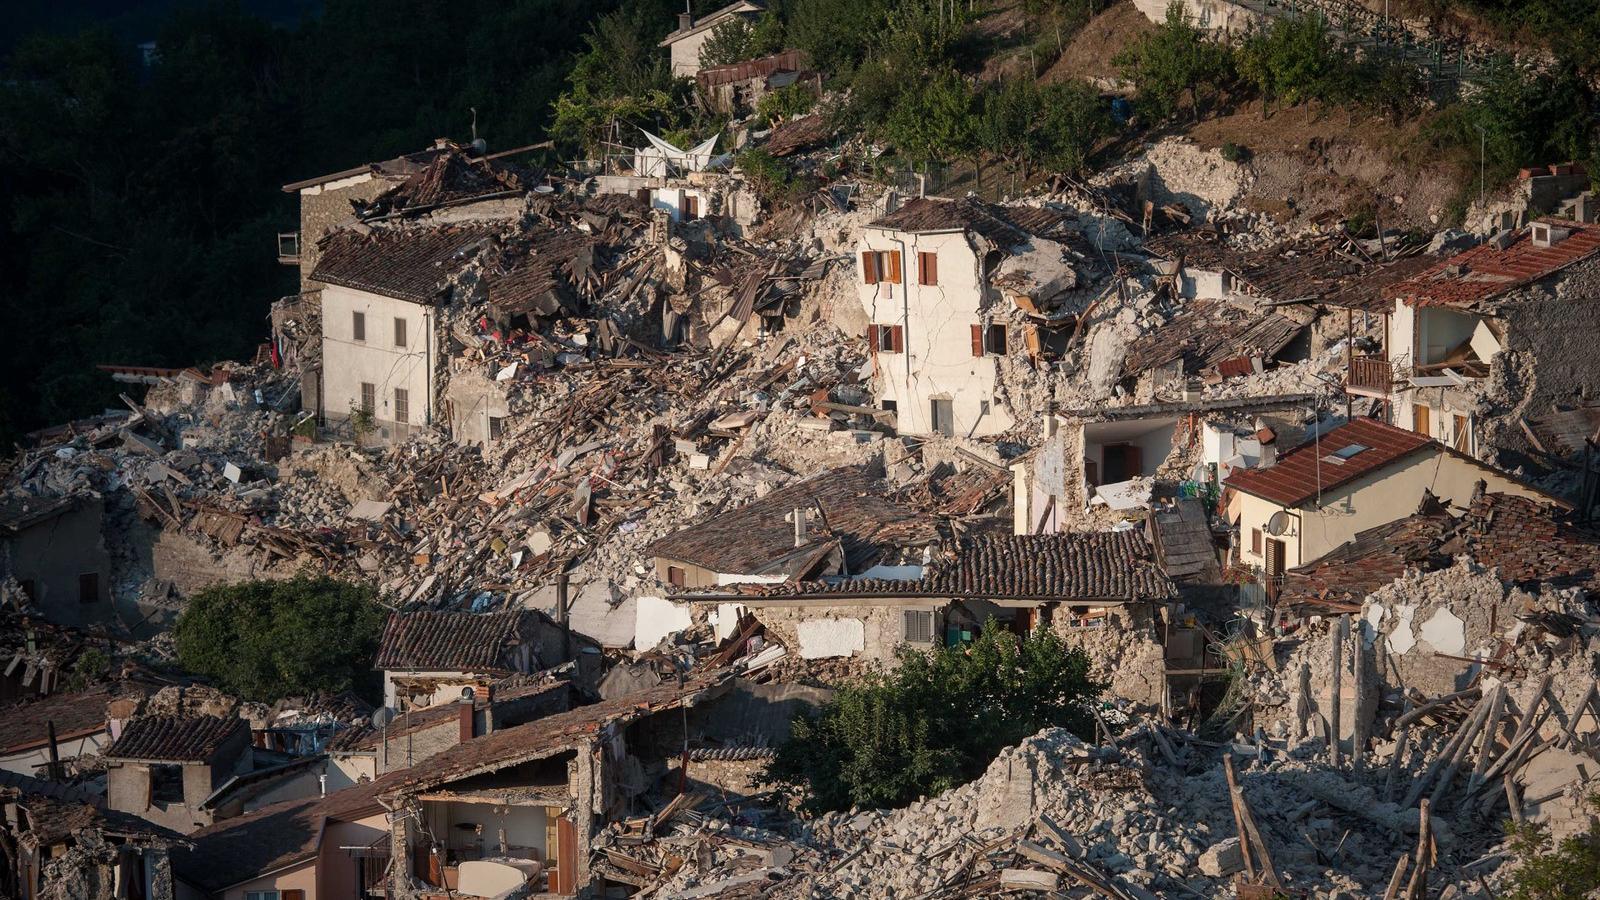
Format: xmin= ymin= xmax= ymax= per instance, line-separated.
xmin=931 ymin=398 xmax=954 ymax=437
xmin=1102 ymin=443 xmax=1143 ymax=483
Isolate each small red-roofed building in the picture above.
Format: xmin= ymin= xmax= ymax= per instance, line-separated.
xmin=1223 ymin=417 xmax=1566 ymax=578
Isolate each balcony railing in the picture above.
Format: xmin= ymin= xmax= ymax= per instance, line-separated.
xmin=277 ymin=231 xmax=301 ymax=265
xmin=1346 ymin=355 xmax=1393 ymax=396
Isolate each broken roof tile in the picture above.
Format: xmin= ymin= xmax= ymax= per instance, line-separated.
xmin=106 ymin=715 xmax=247 ymax=763
xmin=374 ymin=609 xmax=534 ymax=672
xmin=647 ymin=464 xmax=936 ymax=577
xmin=1390 ymin=218 xmax=1600 ymax=308
xmin=311 ymin=225 xmax=494 ymax=304
xmin=679 ymin=531 xmax=1177 ymax=603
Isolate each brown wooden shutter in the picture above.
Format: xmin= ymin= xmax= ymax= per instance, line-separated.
xmin=920 ymin=252 xmax=938 ymax=285
xmin=867 ymin=324 xmax=880 ymax=351
xmin=888 ymin=252 xmax=903 ymax=284
xmin=284 ymin=890 xmax=306 ymax=900
xmin=860 ymin=252 xmax=879 ymax=284
xmin=971 ymin=324 xmax=984 ymax=357
xmin=890 ymin=326 xmax=904 ymax=353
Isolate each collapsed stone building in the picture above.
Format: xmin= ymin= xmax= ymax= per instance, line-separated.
xmin=9 ymin=106 xmax=1600 ymax=897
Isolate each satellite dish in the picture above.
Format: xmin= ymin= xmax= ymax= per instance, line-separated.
xmin=371 ymin=707 xmax=397 ymax=730
xmin=1265 ymin=511 xmax=1289 ymax=536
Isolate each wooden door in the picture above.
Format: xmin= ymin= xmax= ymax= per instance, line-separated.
xmin=1412 ymin=403 xmax=1431 ymax=437
xmin=554 ymin=816 xmax=579 ymax=895
xmin=1264 ymin=537 xmax=1286 ymax=600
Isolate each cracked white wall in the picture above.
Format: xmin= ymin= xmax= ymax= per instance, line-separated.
xmin=320 ymin=284 xmax=439 ymax=439
xmin=855 ymin=228 xmax=1013 ymax=438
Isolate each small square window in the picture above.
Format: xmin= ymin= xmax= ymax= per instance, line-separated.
xmin=489 ymin=416 xmax=507 ymax=441
xmin=903 ymin=609 xmax=934 ymax=643
xmin=394 ymin=317 xmax=407 ymax=348
xmin=667 ymin=565 xmax=686 ymax=587
xmin=881 ymin=400 xmax=897 ymax=413
xmin=393 ymin=388 xmax=409 ymax=424
xmin=1251 ymin=528 xmax=1263 ymax=555
xmin=360 ymin=382 xmax=376 ymax=415
xmin=352 ymin=311 xmax=366 ymax=342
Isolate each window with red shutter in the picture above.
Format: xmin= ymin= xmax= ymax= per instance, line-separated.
xmin=867 ymin=324 xmax=881 ymax=350
xmin=887 ymin=252 xmax=903 ymax=284
xmin=890 ymin=325 xmax=904 ymax=353
xmin=918 ymin=252 xmax=938 ymax=285
xmin=970 ymin=324 xmax=984 ymax=357
xmin=861 ymin=251 xmax=880 ymax=284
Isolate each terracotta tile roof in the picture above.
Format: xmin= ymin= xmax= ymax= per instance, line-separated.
xmin=1318 ymin=254 xmax=1438 ymax=312
xmin=1390 ymin=219 xmax=1600 ymax=308
xmin=679 ymin=531 xmax=1177 ymax=602
xmin=311 ymin=225 xmax=494 ymax=303
xmin=1223 ymin=417 xmax=1434 ymax=508
xmin=765 ymin=113 xmax=835 ymax=157
xmin=358 ymin=151 xmax=531 ymax=218
xmin=105 ymin=715 xmax=247 ymax=763
xmin=11 ymin=791 xmax=188 ymax=847
xmin=376 ymin=672 xmax=729 ymax=797
xmin=172 ymin=673 xmax=730 ymax=891
xmin=647 ymin=465 xmax=937 ymax=577
xmin=488 ymin=230 xmax=597 ymax=319
xmin=374 ymin=609 xmax=533 ymax=671
xmin=1524 ymin=403 xmax=1600 ymax=460
xmin=1280 ymin=492 xmax=1600 ymax=607
xmin=1122 ymin=299 xmax=1305 ymax=377
xmin=867 ymin=197 xmax=1074 ymax=247
xmin=173 ymin=774 xmax=390 ymax=891
xmin=0 ymin=685 xmax=126 ymax=754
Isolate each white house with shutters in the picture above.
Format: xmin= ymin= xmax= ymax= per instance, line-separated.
xmin=855 ymin=197 xmax=1083 ymax=438
xmin=311 ymin=226 xmax=492 ymax=442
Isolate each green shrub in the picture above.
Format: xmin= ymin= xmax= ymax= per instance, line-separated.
xmin=1220 ymin=141 xmax=1249 ymax=163
xmin=1114 ymin=1 xmax=1234 ymax=122
xmin=1503 ymin=811 xmax=1600 ymax=899
xmin=174 ymin=577 xmax=386 ymax=703
xmin=756 ymin=82 xmax=818 ymax=124
xmin=766 ymin=619 xmax=1105 ymax=813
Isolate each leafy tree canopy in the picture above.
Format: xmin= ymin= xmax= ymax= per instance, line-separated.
xmin=766 ymin=619 xmax=1106 ymax=813
xmin=174 ymin=576 xmax=386 ymax=703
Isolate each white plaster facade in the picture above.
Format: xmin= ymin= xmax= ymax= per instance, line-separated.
xmin=0 ymin=731 xmax=107 ymax=777
xmin=855 ymin=228 xmax=1014 ymax=438
xmin=1365 ymin=297 xmax=1496 ymax=454
xmin=320 ymin=283 xmax=438 ymax=440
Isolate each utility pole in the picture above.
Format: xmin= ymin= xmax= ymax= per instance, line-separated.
xmin=1478 ymin=126 xmax=1487 ymax=208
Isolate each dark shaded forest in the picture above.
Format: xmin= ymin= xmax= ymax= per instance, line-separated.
xmin=0 ymin=0 xmax=681 ymax=447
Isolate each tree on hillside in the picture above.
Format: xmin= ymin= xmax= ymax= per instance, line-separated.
xmin=885 ymin=68 xmax=977 ymax=168
xmin=174 ymin=577 xmax=386 ymax=703
xmin=766 ymin=619 xmax=1105 ymax=813
xmin=552 ymin=3 xmax=690 ymax=153
xmin=1236 ymin=14 xmax=1347 ymax=117
xmin=1037 ymin=80 xmax=1110 ymax=174
xmin=1114 ymin=1 xmax=1233 ymax=122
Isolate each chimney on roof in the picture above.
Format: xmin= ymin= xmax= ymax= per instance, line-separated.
xmin=1531 ymin=221 xmax=1571 ymax=248
xmin=791 ymin=507 xmax=808 ymax=547
xmin=679 ymin=0 xmax=693 ymax=32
